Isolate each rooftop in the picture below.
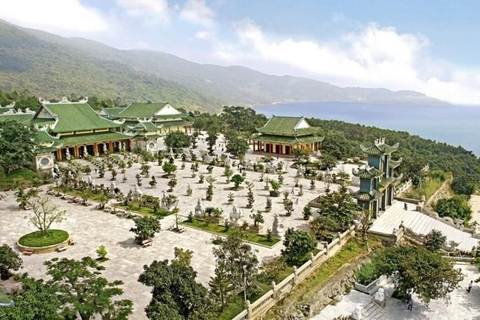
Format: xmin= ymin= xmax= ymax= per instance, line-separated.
xmin=118 ymin=102 xmax=182 ymax=119
xmin=256 ymin=116 xmax=322 ymax=137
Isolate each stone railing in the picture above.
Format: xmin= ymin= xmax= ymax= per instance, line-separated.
xmin=232 ymin=226 xmax=356 ymax=320
xmin=395 ymin=179 xmax=412 ymax=196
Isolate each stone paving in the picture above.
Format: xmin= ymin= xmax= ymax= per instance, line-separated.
xmin=313 ymin=263 xmax=480 ymax=320
xmin=0 ymin=134 xmax=352 ymax=319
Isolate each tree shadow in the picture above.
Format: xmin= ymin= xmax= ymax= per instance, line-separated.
xmin=117 ymin=238 xmax=140 ymax=249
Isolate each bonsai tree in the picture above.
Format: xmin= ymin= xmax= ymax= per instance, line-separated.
xmin=135 ymin=173 xmax=142 ymax=186
xmin=231 ymin=174 xmax=245 ymax=189
xmin=110 ymin=169 xmax=117 ymax=181
xmin=298 ymin=185 xmax=304 ymax=196
xmin=246 ymin=182 xmax=255 ymax=208
xmin=15 ymin=187 xmax=38 ymax=210
xmin=265 ymin=197 xmax=272 ymax=212
xmin=224 ymin=166 xmax=234 ymax=183
xmin=0 ymin=244 xmax=23 ymax=280
xmin=29 ymin=196 xmax=66 ymax=236
xmin=283 ymin=190 xmax=290 ymax=202
xmin=130 ymin=216 xmax=162 ymax=244
xmin=141 ymin=163 xmax=150 ymax=177
xmin=199 ymin=174 xmax=205 ymax=183
xmin=186 ymin=184 xmax=193 ymax=196
xmin=284 ymin=199 xmax=294 ymax=216
xmin=149 ymin=176 xmax=157 ymax=188
xmin=168 ymin=177 xmax=177 ymax=192
xmin=269 ymin=179 xmax=281 ymax=197
xmin=96 ymin=245 xmax=108 ymax=261
xmin=303 ymin=205 xmax=312 ymax=220
xmin=207 ymin=165 xmax=214 ymax=174
xmin=425 ymin=229 xmax=447 ymax=252
xmin=162 ymin=162 xmax=177 ymax=177
xmin=278 ymin=173 xmax=284 ymax=185
xmin=281 ymin=228 xmax=317 ymax=266
xmin=310 ymin=179 xmax=316 ymax=190
xmin=249 ymin=211 xmax=264 ymax=227
xmin=228 ymin=192 xmax=235 ymax=203
xmin=205 ymin=176 xmax=216 ymax=201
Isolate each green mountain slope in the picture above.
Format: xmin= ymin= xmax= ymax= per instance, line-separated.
xmin=0 ymin=21 xmax=222 ymax=112
xmin=0 ymin=19 xmax=447 ymax=110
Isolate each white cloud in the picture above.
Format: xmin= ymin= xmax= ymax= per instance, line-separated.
xmin=0 ymin=0 xmax=108 ymax=33
xmin=180 ymin=0 xmax=214 ymax=27
xmin=227 ymin=20 xmax=480 ymax=105
xmin=194 ymin=30 xmax=211 ymax=39
xmin=117 ymin=0 xmax=170 ymax=25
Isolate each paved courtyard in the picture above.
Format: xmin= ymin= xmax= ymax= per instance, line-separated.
xmin=0 ymin=135 xmax=351 ymax=318
xmin=313 ymin=263 xmax=480 ymax=320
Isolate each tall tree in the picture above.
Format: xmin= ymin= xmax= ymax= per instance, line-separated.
xmin=138 ymin=256 xmax=214 ymax=320
xmin=372 ymin=246 xmax=463 ymax=304
xmin=425 ymin=229 xmax=447 ymax=252
xmin=281 ymin=228 xmax=317 ymax=266
xmin=44 ymin=257 xmax=133 ymax=320
xmin=0 ymin=120 xmax=37 ymax=174
xmin=130 ymin=216 xmax=162 ymax=244
xmin=164 ymin=131 xmax=191 ymax=152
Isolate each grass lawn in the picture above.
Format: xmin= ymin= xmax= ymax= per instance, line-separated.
xmin=405 ymin=172 xmax=452 ymax=201
xmin=0 ymin=168 xmax=44 ymax=191
xmin=56 ymin=187 xmax=171 ymax=217
xmin=181 ymin=219 xmax=281 ymax=247
xmin=0 ymin=287 xmax=10 ymax=303
xmin=18 ymin=229 xmax=69 ymax=247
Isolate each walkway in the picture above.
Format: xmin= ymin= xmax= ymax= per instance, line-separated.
xmin=370 ymin=201 xmax=478 ymax=252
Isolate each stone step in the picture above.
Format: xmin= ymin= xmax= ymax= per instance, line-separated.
xmin=361 ymin=301 xmax=385 ymax=320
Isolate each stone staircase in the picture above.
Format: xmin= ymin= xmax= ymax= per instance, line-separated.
xmin=361 ymin=301 xmax=385 ymax=320
xmin=370 ymin=201 xmax=478 ymax=252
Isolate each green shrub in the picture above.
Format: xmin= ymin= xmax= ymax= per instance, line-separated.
xmin=356 ymin=263 xmax=379 ymax=285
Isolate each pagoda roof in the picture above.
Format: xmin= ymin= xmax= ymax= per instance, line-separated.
xmin=34 ymin=130 xmax=59 ymax=144
xmin=352 ymin=166 xmax=383 ymax=179
xmin=360 ymin=138 xmax=399 ymax=155
xmin=118 ymin=102 xmax=184 ymax=119
xmin=100 ymin=107 xmax=125 ymax=118
xmin=354 ymin=189 xmax=383 ymax=201
xmin=0 ymin=113 xmax=34 ymax=123
xmin=58 ymin=132 xmax=132 ymax=147
xmin=253 ymin=134 xmax=324 ymax=144
xmin=256 ymin=116 xmax=322 ymax=137
xmin=389 ymin=158 xmax=403 ymax=168
xmin=37 ymin=99 xmax=122 ymax=133
xmin=131 ymin=121 xmax=159 ymax=132
xmin=155 ymin=119 xmax=193 ymax=127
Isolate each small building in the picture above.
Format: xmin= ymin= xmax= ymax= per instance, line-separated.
xmin=353 ymin=138 xmax=403 ymax=217
xmin=251 ymin=116 xmax=324 ymax=156
xmin=100 ymin=102 xmax=193 ymax=152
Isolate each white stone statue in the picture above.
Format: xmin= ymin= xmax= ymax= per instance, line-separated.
xmin=87 ymin=175 xmax=93 ymax=184
xmin=160 ymin=190 xmax=168 ymax=208
xmin=51 ymin=168 xmax=58 ymax=180
xmin=194 ymin=198 xmax=205 ymax=217
xmin=65 ymin=149 xmax=71 ymax=161
xmin=83 ymin=146 xmax=88 ymax=157
xmin=229 ymin=205 xmax=243 ymax=226
xmin=297 ymin=164 xmax=305 ymax=177
xmin=122 ymin=142 xmax=126 ymax=151
xmin=267 ymin=162 xmax=275 ymax=174
xmin=205 ymin=154 xmax=212 ymax=164
xmin=272 ymin=214 xmax=284 ymax=236
xmin=351 ymin=304 xmax=362 ymax=320
xmin=67 ymin=171 xmax=74 ymax=180
xmin=103 ymin=143 xmax=108 ymax=154
xmin=374 ymin=287 xmax=386 ymax=307
xmin=224 ymin=155 xmax=231 ymax=167
xmin=133 ymin=184 xmax=143 ymax=201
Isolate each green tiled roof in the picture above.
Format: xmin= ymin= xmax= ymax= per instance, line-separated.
xmin=0 ymin=113 xmax=34 ymax=123
xmin=156 ymin=120 xmax=193 ymax=128
xmin=378 ymin=176 xmax=395 ymax=188
xmin=35 ymin=131 xmax=58 ymax=143
xmin=257 ymin=116 xmax=321 ymax=137
xmin=43 ymin=103 xmax=121 ymax=133
xmin=352 ymin=166 xmax=383 ymax=179
xmin=354 ymin=190 xmax=383 ymax=201
xmin=388 ymin=158 xmax=402 ymax=168
xmin=101 ymin=107 xmax=125 ymax=118
xmin=118 ymin=102 xmax=169 ymax=119
xmin=31 ymin=118 xmax=56 ymax=126
xmin=360 ymin=141 xmax=399 ymax=155
xmin=59 ymin=132 xmax=132 ymax=147
xmin=254 ymin=134 xmax=324 ymax=144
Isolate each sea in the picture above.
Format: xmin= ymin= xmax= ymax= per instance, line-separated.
xmin=254 ymin=101 xmax=480 ymax=157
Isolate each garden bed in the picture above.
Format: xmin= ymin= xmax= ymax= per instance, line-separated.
xmin=181 ymin=219 xmax=281 ymax=247
xmin=18 ymin=230 xmax=69 ymax=247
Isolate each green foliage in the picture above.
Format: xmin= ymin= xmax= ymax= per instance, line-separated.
xmin=220 ymin=106 xmax=267 ymax=134
xmin=29 ymin=196 xmax=66 ymax=236
xmin=309 ymin=216 xmax=342 ymax=242
xmin=0 ymin=274 xmax=62 ymax=320
xmin=269 ymin=179 xmax=281 ymax=191
xmin=44 ymin=257 xmax=133 ymax=319
xmin=0 ymin=121 xmax=36 ymax=175
xmin=249 ymin=211 xmax=264 ymax=227
xmin=356 ymin=263 xmax=379 ymax=285
xmin=96 ymin=245 xmax=108 ymax=261
xmin=315 ymin=185 xmax=360 ymax=229
xmin=173 ymin=247 xmax=194 ymax=268
xmin=230 ymin=174 xmax=244 ymax=188
xmin=138 ymin=256 xmax=214 ymax=320
xmin=164 ymin=131 xmax=191 ymax=151
xmin=451 ymin=175 xmax=476 ymax=197
xmin=282 ymin=228 xmax=317 ymax=266
xmin=225 ymin=134 xmax=249 ymax=159
xmin=162 ymin=162 xmax=177 ymax=175
xmin=130 ymin=216 xmax=162 ymax=244
xmin=425 ymin=229 xmax=447 ymax=252
xmin=371 ymin=246 xmax=463 ymax=304
xmin=435 ymin=195 xmax=472 ymax=221
xmin=0 ymin=244 xmax=22 ymax=280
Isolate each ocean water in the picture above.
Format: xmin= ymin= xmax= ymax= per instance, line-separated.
xmin=254 ymin=101 xmax=480 ymax=157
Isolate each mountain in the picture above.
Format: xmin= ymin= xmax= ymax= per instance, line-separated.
xmin=0 ymin=20 xmax=447 ymax=112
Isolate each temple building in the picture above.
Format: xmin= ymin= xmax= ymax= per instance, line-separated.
xmin=99 ymin=102 xmax=193 ymax=152
xmin=251 ymin=116 xmax=324 ymax=156
xmin=353 ymin=138 xmax=403 ymax=217
xmin=31 ymin=97 xmax=132 ymax=170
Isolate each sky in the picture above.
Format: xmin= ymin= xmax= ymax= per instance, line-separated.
xmin=1 ymin=0 xmax=480 ymax=105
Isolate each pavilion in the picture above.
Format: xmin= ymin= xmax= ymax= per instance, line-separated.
xmin=352 ymin=138 xmax=403 ymax=217
xmin=251 ymin=116 xmax=324 ymax=156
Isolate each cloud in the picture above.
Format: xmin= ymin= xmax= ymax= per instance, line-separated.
xmin=227 ymin=20 xmax=480 ymax=105
xmin=0 ymin=0 xmax=108 ymax=33
xmin=117 ymin=0 xmax=170 ymax=25
xmin=180 ymin=0 xmax=214 ymax=27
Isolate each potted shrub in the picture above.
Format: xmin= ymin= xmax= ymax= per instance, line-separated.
xmin=302 ymin=205 xmax=312 ymax=220
xmin=228 ymin=192 xmax=234 ymax=204
xmin=265 ymin=197 xmax=272 ymax=212
xmin=354 ymin=263 xmax=381 ymax=295
xmin=269 ymin=179 xmax=281 ymax=197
